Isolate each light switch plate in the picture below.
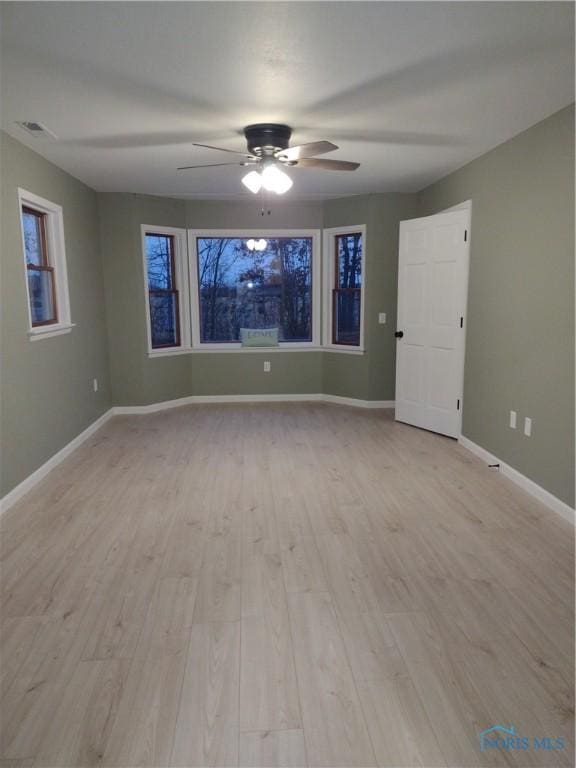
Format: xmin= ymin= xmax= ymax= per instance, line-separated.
xmin=509 ymin=410 xmax=517 ymax=429
xmin=378 ymin=312 xmax=387 ymax=324
xmin=524 ymin=417 xmax=532 ymax=437
xmin=264 ymin=361 xmax=271 ymax=373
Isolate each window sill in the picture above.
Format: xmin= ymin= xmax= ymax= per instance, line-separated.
xmin=322 ymin=345 xmax=365 ymax=356
xmin=148 ymin=345 xmax=365 ymax=358
xmin=28 ymin=323 xmax=75 ymax=341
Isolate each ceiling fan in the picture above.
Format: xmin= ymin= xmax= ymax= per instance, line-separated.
xmin=177 ymin=123 xmax=360 ymax=194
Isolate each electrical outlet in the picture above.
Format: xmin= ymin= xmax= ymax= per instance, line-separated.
xmin=93 ymin=378 xmax=98 ymax=392
xmin=378 ymin=312 xmax=387 ymax=324
xmin=524 ymin=417 xmax=532 ymax=437
xmin=264 ymin=361 xmax=271 ymax=373
xmin=509 ymin=410 xmax=517 ymax=429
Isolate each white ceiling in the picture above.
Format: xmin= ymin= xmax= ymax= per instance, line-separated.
xmin=1 ymin=2 xmax=573 ymax=199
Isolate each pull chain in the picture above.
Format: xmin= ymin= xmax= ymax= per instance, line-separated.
xmin=260 ymin=187 xmax=271 ymax=216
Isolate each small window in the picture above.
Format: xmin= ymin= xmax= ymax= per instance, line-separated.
xmin=19 ymin=189 xmax=71 ymax=338
xmin=333 ymin=232 xmax=362 ymax=345
xmin=22 ymin=207 xmax=58 ymax=325
xmin=145 ymin=233 xmax=181 ymax=348
xmin=323 ymin=227 xmax=364 ymax=349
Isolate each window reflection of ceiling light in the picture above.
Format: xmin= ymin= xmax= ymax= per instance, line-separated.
xmin=246 ymin=238 xmax=267 ymax=251
xmin=241 ymin=164 xmax=293 ymax=195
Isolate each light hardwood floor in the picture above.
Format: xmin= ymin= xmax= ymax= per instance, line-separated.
xmin=1 ymin=403 xmax=574 ymax=767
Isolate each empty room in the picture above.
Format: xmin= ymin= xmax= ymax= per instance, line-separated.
xmin=1 ymin=2 xmax=574 ymax=767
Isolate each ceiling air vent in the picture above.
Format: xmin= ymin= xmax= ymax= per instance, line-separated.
xmin=16 ymin=121 xmax=57 ymax=139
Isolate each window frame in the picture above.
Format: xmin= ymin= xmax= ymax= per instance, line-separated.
xmin=18 ymin=188 xmax=72 ymax=340
xmin=188 ymin=229 xmax=322 ymax=350
xmin=322 ymin=224 xmax=366 ymax=352
xmin=141 ymin=225 xmax=190 ymax=353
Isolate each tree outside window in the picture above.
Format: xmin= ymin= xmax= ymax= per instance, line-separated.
xmin=196 ymin=237 xmax=313 ymax=343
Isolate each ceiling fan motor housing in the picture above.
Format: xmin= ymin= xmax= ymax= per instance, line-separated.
xmin=244 ymin=123 xmax=292 ymax=157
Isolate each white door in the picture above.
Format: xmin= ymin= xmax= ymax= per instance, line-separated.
xmin=395 ymin=209 xmax=470 ymax=438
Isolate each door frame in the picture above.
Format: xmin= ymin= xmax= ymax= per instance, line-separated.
xmin=395 ymin=201 xmax=472 ymax=438
xmin=441 ymin=200 xmax=471 ymax=437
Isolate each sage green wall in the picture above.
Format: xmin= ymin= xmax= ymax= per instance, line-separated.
xmin=418 ymin=105 xmax=575 ymax=507
xmin=184 ymin=199 xmax=325 ymax=397
xmin=185 ymin=199 xmax=323 ymax=230
xmin=99 ymin=194 xmax=413 ymax=405
xmin=99 ymin=196 xmax=325 ymax=404
xmin=1 ymin=132 xmax=111 ymax=496
xmin=323 ymin=194 xmax=416 ymax=400
xmin=98 ymin=193 xmax=191 ymax=406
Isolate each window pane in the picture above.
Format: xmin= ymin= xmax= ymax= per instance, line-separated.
xmin=27 ymin=268 xmax=56 ymax=324
xmin=334 ymin=290 xmax=361 ymax=346
xmin=336 ymin=233 xmax=362 ymax=289
xmin=149 ymin=293 xmax=179 ymax=347
xmin=146 ymin=234 xmax=174 ymax=290
xmin=22 ymin=209 xmax=46 ymax=266
xmin=197 ymin=237 xmax=313 ymax=343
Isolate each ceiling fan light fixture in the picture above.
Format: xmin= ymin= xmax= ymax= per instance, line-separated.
xmin=261 ymin=164 xmax=293 ymax=194
xmin=241 ymin=170 xmax=263 ymax=194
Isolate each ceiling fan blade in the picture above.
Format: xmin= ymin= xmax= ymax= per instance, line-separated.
xmin=177 ymin=161 xmax=256 ymax=170
xmin=277 ymin=140 xmax=338 ymax=161
xmin=296 ymin=158 xmax=360 ymax=171
xmin=192 ymin=142 xmax=255 ymax=158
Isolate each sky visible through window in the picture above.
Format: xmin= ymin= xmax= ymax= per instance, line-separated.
xmin=146 ymin=234 xmax=179 ymax=347
xmin=334 ymin=232 xmax=362 ymax=345
xmin=22 ymin=210 xmax=44 ymax=266
xmin=197 ymin=237 xmax=313 ymax=343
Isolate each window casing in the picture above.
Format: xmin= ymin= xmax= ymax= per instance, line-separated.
xmin=142 ymin=226 xmax=365 ymax=356
xmin=141 ymin=225 xmax=190 ymax=352
xmin=18 ymin=189 xmax=72 ymax=339
xmin=189 ymin=230 xmax=321 ymax=349
xmin=323 ymin=225 xmax=366 ymax=350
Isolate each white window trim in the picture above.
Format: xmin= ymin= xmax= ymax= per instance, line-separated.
xmin=187 ymin=228 xmax=322 ymax=351
xmin=18 ymin=188 xmax=72 ymax=340
xmin=322 ymin=224 xmax=367 ymax=352
xmin=141 ymin=225 xmax=191 ymax=354
xmin=147 ymin=346 xmax=364 ymax=357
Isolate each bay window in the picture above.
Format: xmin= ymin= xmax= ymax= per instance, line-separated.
xmin=142 ymin=225 xmax=365 ymax=355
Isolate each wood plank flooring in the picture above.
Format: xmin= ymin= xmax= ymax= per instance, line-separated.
xmin=1 ymin=403 xmax=574 ymax=767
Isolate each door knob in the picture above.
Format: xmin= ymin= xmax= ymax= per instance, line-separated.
xmin=395 ymin=331 xmax=404 ymax=339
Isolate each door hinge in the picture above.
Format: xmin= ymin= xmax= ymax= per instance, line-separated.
xmin=457 ymin=399 xmax=460 ymax=410
xmin=460 ymin=316 xmax=464 ymax=328
xmin=464 ymin=230 xmax=468 ymax=242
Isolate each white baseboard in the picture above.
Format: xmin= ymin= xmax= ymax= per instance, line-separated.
xmin=458 ymin=434 xmax=575 ymax=525
xmin=321 ymin=394 xmax=395 ymax=409
xmin=7 ymin=402 xmax=569 ymax=528
xmin=113 ymin=393 xmax=395 ymax=414
xmin=1 ymin=396 xmax=394 ymax=514
xmin=0 ymin=408 xmax=115 ymax=516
